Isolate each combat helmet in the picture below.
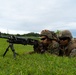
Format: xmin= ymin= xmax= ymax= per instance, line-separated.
xmin=40 ymin=30 xmax=54 ymax=39
xmin=59 ymin=30 xmax=73 ymax=39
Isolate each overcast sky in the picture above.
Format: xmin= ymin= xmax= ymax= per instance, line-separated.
xmin=0 ymin=0 xmax=76 ymax=37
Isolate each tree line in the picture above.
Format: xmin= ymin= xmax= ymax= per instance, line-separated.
xmin=0 ymin=32 xmax=40 ymax=37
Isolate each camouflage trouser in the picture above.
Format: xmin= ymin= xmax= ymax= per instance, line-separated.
xmin=70 ymin=49 xmax=76 ymax=57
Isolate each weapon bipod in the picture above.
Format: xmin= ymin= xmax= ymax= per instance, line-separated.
xmin=3 ymin=43 xmax=18 ymax=58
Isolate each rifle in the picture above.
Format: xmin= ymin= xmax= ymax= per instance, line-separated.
xmin=0 ymin=33 xmax=39 ymax=58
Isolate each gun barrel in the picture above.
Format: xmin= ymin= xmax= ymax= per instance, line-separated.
xmin=0 ymin=35 xmax=10 ymax=39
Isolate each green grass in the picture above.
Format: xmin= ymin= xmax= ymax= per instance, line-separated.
xmin=0 ymin=38 xmax=76 ymax=75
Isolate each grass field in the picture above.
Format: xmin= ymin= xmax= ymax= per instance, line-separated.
xmin=0 ymin=38 xmax=76 ymax=75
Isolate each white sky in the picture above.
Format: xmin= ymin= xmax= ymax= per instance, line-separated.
xmin=0 ymin=0 xmax=76 ymax=37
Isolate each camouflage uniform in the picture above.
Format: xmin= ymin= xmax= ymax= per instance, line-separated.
xmin=34 ymin=30 xmax=59 ymax=55
xmin=59 ymin=30 xmax=76 ymax=57
xmin=47 ymin=40 xmax=59 ymax=55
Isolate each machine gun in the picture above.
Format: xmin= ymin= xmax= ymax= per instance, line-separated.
xmin=0 ymin=33 xmax=39 ymax=58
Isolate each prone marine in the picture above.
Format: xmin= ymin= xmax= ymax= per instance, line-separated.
xmin=33 ymin=29 xmax=59 ymax=55
xmin=58 ymin=30 xmax=76 ymax=57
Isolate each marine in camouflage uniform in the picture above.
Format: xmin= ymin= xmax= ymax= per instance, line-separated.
xmin=59 ymin=30 xmax=76 ymax=57
xmin=34 ymin=30 xmax=59 ymax=55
